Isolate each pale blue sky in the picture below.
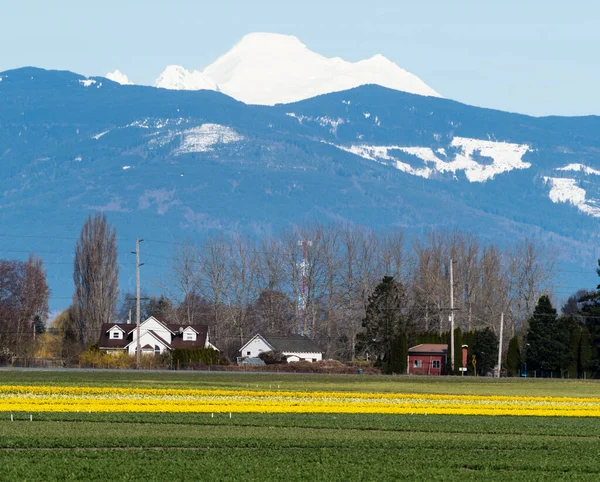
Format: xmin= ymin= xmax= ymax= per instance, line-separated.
xmin=1 ymin=0 xmax=598 ymax=116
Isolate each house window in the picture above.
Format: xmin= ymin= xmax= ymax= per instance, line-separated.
xmin=247 ymin=351 xmax=251 ymax=356
xmin=155 ymin=345 xmax=160 ymax=355
xmin=184 ymin=332 xmax=194 ymax=341
xmin=111 ymin=331 xmax=121 ymax=339
xmin=312 ymin=358 xmax=317 ymax=362
xmin=432 ymin=360 xmax=440 ymax=369
xmin=413 ymin=359 xmax=422 ymax=368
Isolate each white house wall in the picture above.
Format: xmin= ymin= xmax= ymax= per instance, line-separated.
xmin=126 ymin=332 xmax=169 ymax=355
xmin=130 ymin=317 xmax=172 ymax=344
xmin=241 ymin=337 xmax=272 ymax=358
xmin=282 ymin=351 xmax=322 ymax=363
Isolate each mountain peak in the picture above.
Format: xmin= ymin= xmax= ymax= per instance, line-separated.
xmin=105 ymin=69 xmax=132 ymax=85
xmin=155 ymin=65 xmax=217 ymax=91
xmin=152 ymin=32 xmax=440 ymax=104
xmin=233 ymin=32 xmax=307 ymax=51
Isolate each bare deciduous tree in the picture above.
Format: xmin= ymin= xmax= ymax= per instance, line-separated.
xmin=73 ymin=213 xmax=119 ymax=345
xmin=0 ymin=255 xmax=49 ymax=355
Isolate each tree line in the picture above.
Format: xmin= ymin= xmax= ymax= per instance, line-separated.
xmin=158 ymin=224 xmax=554 ymax=361
xmin=2 ymin=214 xmax=592 ymax=376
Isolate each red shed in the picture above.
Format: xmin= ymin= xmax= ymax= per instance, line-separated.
xmin=408 ymin=344 xmax=447 ymax=375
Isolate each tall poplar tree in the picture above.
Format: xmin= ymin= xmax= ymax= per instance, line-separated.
xmin=73 ymin=214 xmax=119 ymax=345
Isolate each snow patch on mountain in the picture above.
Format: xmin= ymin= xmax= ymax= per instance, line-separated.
xmin=332 ymin=137 xmax=531 ymax=182
xmin=154 ymin=32 xmax=440 ymax=105
xmin=543 ymin=177 xmax=600 ymax=217
xmin=556 ymin=163 xmax=600 ymax=176
xmin=286 ymin=112 xmax=346 ymax=133
xmin=155 ymin=65 xmax=218 ymax=91
xmin=92 ymin=130 xmax=109 ymax=140
xmin=125 ymin=118 xmax=189 ymax=130
xmin=106 ymin=70 xmax=132 ymax=85
xmin=79 ymin=79 xmax=96 ymax=87
xmin=174 ymin=124 xmax=244 ymax=155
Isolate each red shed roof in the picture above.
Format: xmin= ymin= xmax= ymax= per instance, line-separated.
xmin=408 ymin=344 xmax=448 ymax=354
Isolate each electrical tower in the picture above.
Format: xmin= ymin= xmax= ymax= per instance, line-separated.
xmin=297 ymin=240 xmax=312 ymax=335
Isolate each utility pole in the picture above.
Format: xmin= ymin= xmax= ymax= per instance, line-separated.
xmin=133 ymin=238 xmax=144 ymax=370
xmin=450 ymin=258 xmax=455 ymax=374
xmin=497 ymin=312 xmax=504 ymax=378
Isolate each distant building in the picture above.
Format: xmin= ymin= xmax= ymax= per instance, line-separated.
xmin=237 ymin=357 xmax=266 ymax=367
xmin=239 ymin=333 xmax=323 ymax=363
xmin=407 ymin=344 xmax=447 ymax=375
xmin=97 ymin=316 xmax=218 ymax=355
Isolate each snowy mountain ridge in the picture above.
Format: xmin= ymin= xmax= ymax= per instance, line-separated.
xmin=152 ymin=32 xmax=440 ymax=105
xmin=2 ymin=67 xmax=600 ymax=307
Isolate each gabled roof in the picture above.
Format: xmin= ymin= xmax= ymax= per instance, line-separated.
xmin=106 ymin=324 xmax=126 ymax=333
xmin=409 ymin=344 xmax=448 ymax=354
xmin=169 ymin=324 xmax=209 ymax=349
xmin=124 ymin=330 xmax=172 ymax=350
xmin=98 ymin=323 xmax=130 ymax=349
xmin=127 ymin=316 xmax=175 ymax=335
xmin=242 ymin=333 xmax=323 ymax=354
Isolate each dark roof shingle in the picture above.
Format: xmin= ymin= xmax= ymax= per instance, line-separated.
xmin=408 ymin=344 xmax=448 ymax=354
xmin=261 ymin=334 xmax=323 ymax=354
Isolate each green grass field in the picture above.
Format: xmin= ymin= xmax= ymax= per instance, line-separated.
xmin=2 ymin=369 xmax=600 ymax=397
xmin=2 ymin=370 xmax=600 ymax=481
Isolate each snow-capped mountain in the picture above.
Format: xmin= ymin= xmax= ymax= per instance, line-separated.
xmin=153 ymin=32 xmax=440 ymax=104
xmin=105 ymin=69 xmax=132 ymax=85
xmin=155 ymin=65 xmax=218 ymax=91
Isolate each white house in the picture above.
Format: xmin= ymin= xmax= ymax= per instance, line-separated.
xmin=239 ymin=333 xmax=323 ymax=363
xmin=98 ymin=316 xmax=218 ymax=355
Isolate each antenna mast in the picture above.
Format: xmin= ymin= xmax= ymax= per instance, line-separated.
xmin=297 ymin=240 xmax=312 ymax=335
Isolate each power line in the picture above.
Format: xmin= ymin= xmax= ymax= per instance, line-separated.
xmin=0 ymin=233 xmax=79 ymax=241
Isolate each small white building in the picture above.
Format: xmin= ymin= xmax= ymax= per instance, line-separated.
xmin=239 ymin=333 xmax=323 ymax=363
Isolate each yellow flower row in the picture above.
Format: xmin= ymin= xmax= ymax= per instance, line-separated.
xmin=1 ymin=385 xmax=600 ymax=417
xmin=1 ymin=398 xmax=600 ymax=417
xmin=1 ymin=385 xmax=598 ymax=404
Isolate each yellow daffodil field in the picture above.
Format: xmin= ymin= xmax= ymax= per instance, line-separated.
xmin=3 ymin=372 xmax=600 ymax=480
xmin=2 ymin=384 xmax=600 ymax=417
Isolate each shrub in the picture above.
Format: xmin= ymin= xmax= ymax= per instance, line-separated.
xmin=172 ymin=348 xmax=222 ymax=366
xmin=258 ymin=350 xmax=287 ymax=365
xmin=506 ymin=336 xmax=521 ymax=377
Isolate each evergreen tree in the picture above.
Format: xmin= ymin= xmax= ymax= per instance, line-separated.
xmin=506 ymin=336 xmax=521 ymax=377
xmin=526 ymin=295 xmax=572 ymax=375
xmin=147 ymin=295 xmax=173 ymax=320
xmin=472 ymin=327 xmax=498 ymax=376
xmin=33 ymin=315 xmax=46 ymax=335
xmin=357 ymin=276 xmax=410 ymax=373
xmin=579 ymin=260 xmax=600 ymax=376
xmin=567 ymin=325 xmax=581 ymax=378
xmin=580 ymin=327 xmax=593 ymax=378
xmin=445 ymin=328 xmax=463 ymax=375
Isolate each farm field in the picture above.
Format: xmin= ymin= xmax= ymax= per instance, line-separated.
xmin=1 ymin=371 xmax=600 ymax=480
xmin=1 ymin=369 xmax=600 ymax=397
